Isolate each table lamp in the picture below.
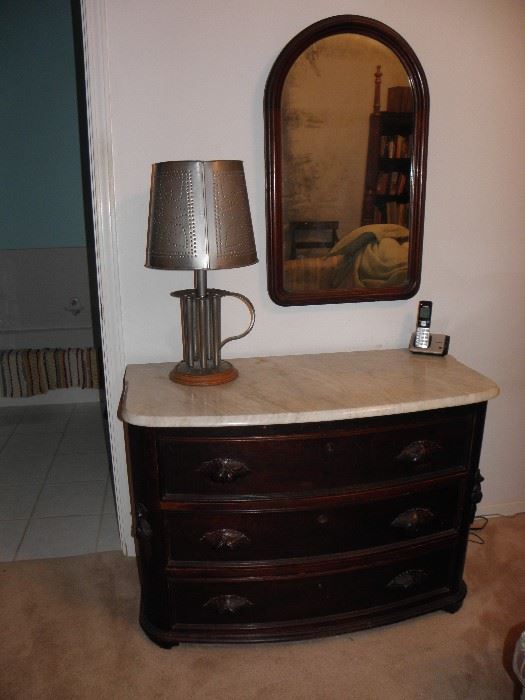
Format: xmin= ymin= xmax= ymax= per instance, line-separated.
xmin=145 ymin=160 xmax=258 ymax=386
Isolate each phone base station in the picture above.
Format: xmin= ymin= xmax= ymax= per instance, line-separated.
xmin=409 ymin=332 xmax=450 ymax=356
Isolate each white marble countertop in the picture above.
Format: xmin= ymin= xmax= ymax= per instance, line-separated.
xmin=119 ymin=349 xmax=499 ymax=428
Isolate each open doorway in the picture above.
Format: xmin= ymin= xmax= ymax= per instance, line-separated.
xmin=0 ymin=0 xmax=119 ymax=560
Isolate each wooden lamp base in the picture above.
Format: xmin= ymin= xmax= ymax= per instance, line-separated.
xmin=169 ymin=361 xmax=238 ymax=386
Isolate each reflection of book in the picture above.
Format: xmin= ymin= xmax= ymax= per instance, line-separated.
xmin=386 ymin=201 xmax=398 ymax=223
xmin=395 ymin=135 xmax=410 ymax=158
xmin=381 ymin=135 xmax=411 ymax=158
xmin=396 ymin=173 xmax=407 ymax=195
xmin=384 ymin=201 xmax=409 ymax=225
xmin=389 ymin=172 xmax=399 ymax=195
xmin=376 ymin=172 xmax=389 ymax=194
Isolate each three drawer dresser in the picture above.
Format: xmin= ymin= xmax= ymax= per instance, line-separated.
xmin=119 ymin=349 xmax=499 ymax=647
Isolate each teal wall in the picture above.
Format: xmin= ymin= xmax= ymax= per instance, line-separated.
xmin=0 ymin=0 xmax=86 ymax=249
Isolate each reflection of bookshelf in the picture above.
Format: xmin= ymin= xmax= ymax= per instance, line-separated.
xmin=361 ymin=67 xmax=414 ymax=227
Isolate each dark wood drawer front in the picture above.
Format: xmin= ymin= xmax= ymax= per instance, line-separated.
xmin=157 ymin=410 xmax=474 ymax=498
xmin=165 ymin=481 xmax=463 ymax=562
xmin=167 ymin=546 xmax=455 ymax=627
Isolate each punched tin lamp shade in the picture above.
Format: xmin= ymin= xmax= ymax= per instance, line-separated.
xmin=145 ymin=160 xmax=258 ymax=271
xmin=145 ymin=160 xmax=258 ymax=386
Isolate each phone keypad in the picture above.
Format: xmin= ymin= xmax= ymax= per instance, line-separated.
xmin=415 ymin=328 xmax=431 ymax=348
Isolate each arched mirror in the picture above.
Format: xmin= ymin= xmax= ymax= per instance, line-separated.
xmin=264 ymin=16 xmax=429 ymax=306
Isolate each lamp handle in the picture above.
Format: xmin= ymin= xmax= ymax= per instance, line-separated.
xmin=220 ymin=292 xmax=256 ymax=349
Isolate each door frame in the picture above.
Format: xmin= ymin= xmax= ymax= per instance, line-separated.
xmin=80 ymin=0 xmax=133 ymax=555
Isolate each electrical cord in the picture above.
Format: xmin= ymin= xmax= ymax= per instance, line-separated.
xmin=468 ymin=511 xmax=525 ymax=544
xmin=468 ymin=515 xmax=489 ymax=544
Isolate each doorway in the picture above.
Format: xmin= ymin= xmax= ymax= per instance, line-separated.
xmin=0 ymin=0 xmax=119 ymax=560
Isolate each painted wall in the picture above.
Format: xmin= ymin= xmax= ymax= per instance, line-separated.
xmin=0 ymin=248 xmax=94 ymax=343
xmin=1 ymin=0 xmax=86 ymax=249
xmin=104 ymin=0 xmax=525 ymax=513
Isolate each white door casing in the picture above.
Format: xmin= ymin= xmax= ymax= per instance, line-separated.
xmin=80 ymin=0 xmax=134 ymax=555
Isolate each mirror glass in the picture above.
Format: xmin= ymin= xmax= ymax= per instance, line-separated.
xmin=265 ymin=16 xmax=429 ymax=306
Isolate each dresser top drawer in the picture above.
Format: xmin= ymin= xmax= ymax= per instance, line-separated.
xmin=152 ymin=405 xmax=482 ymax=500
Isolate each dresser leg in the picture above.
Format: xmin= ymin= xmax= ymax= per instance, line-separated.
xmin=443 ymin=581 xmax=467 ymax=614
xmin=139 ymin=603 xmax=179 ymax=648
xmin=150 ymin=637 xmax=179 ymax=649
xmin=140 ymin=624 xmax=179 ymax=648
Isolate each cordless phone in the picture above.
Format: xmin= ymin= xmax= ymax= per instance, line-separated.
xmin=409 ymin=300 xmax=450 ymax=356
xmin=414 ymin=300 xmax=432 ymax=349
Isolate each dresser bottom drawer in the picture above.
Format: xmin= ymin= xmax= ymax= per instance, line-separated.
xmin=166 ymin=545 xmax=457 ymax=628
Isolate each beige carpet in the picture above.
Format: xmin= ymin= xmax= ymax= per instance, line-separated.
xmin=1 ymin=514 xmax=524 ymax=700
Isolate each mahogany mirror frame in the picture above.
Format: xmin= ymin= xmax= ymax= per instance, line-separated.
xmin=264 ymin=15 xmax=429 ymax=306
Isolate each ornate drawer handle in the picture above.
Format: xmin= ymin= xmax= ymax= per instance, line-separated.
xmin=387 ymin=569 xmax=428 ymax=592
xmin=135 ymin=503 xmax=152 ymax=540
xmin=396 ymin=440 xmax=443 ymax=465
xmin=390 ymin=508 xmax=435 ymax=535
xmin=197 ymin=457 xmax=251 ymax=483
xmin=203 ymin=594 xmax=254 ymax=614
xmin=200 ymin=528 xmax=251 ymax=551
xmin=324 ymin=441 xmax=335 ymax=456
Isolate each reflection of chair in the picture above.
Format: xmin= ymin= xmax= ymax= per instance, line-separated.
xmin=289 ymin=221 xmax=338 ymax=259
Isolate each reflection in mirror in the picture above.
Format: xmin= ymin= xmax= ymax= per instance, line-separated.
xmin=265 ymin=16 xmax=429 ymax=306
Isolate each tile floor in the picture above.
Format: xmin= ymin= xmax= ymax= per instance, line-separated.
xmin=0 ymin=402 xmax=120 ymax=561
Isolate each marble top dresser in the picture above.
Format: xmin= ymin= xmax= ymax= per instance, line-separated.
xmin=120 ymin=349 xmax=498 ymax=646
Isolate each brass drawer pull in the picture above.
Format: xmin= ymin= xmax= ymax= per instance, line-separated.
xmin=203 ymin=594 xmax=254 ymax=614
xmin=197 ymin=457 xmax=251 ymax=483
xmin=201 ymin=528 xmax=251 ymax=551
xmin=396 ymin=440 xmax=443 ymax=465
xmin=387 ymin=569 xmax=428 ymax=592
xmin=390 ymin=508 xmax=435 ymax=535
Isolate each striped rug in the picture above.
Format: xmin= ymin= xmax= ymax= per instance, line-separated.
xmin=0 ymin=348 xmax=100 ymax=398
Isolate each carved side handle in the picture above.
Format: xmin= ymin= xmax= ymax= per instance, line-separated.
xmin=387 ymin=569 xmax=428 ymax=592
xmin=201 ymin=528 xmax=251 ymax=551
xmin=390 ymin=507 xmax=435 ymax=535
xmin=135 ymin=503 xmax=153 ymax=563
xmin=135 ymin=503 xmax=152 ymax=540
xmin=396 ymin=440 xmax=443 ymax=465
xmin=203 ymin=594 xmax=254 ymax=614
xmin=197 ymin=457 xmax=251 ymax=483
xmin=470 ymin=468 xmax=484 ymax=523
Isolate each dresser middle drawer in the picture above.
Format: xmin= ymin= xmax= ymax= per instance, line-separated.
xmin=163 ymin=480 xmax=463 ymax=563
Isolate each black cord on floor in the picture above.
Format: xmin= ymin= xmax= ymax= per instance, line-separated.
xmin=470 ymin=515 xmax=489 ymax=531
xmin=468 ymin=511 xmax=525 ymax=544
xmin=469 ymin=515 xmax=489 ymax=544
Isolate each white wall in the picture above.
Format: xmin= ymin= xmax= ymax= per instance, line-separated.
xmin=0 ymin=248 xmax=98 ymax=406
xmin=0 ymin=248 xmax=94 ymax=344
xmin=103 ymin=0 xmax=525 ymax=516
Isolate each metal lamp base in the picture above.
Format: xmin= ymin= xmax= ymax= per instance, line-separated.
xmin=169 ymin=360 xmax=238 ymax=386
xmin=167 ymin=271 xmax=255 ymax=388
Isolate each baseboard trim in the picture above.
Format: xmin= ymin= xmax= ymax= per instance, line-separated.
xmin=477 ymin=501 xmax=525 ymax=518
xmin=0 ymin=389 xmax=101 ymax=406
